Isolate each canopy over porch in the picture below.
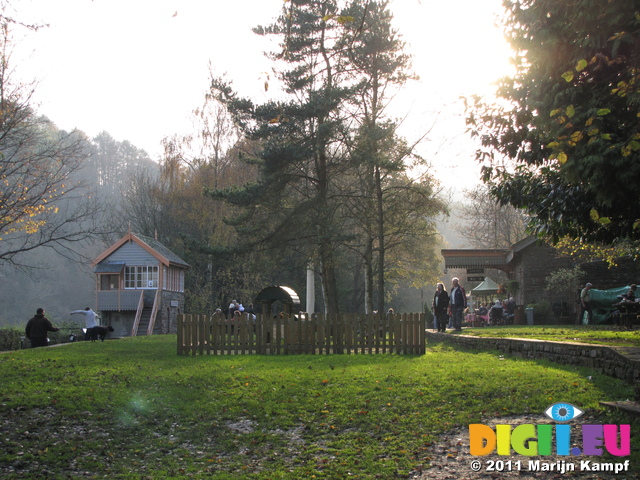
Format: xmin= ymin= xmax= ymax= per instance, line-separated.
xmin=441 ymin=249 xmax=510 ymax=272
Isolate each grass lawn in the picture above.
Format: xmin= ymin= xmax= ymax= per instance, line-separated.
xmin=457 ymin=325 xmax=640 ymax=347
xmin=0 ymin=335 xmax=637 ymax=479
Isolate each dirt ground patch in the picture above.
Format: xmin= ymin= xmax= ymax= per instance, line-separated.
xmin=413 ymin=414 xmax=635 ymax=480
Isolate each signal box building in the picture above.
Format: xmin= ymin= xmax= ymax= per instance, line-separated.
xmin=91 ymin=232 xmax=189 ymax=337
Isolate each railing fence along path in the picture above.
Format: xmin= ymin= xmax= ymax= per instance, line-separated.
xmin=177 ymin=313 xmax=425 ymax=355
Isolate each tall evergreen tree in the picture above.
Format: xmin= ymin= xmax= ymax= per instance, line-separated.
xmin=207 ymin=0 xmax=446 ymax=313
xmin=209 ymin=0 xmax=355 ymax=313
xmin=340 ymin=0 xmax=445 ymax=313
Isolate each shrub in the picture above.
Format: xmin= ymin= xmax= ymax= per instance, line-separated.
xmin=526 ymin=300 xmax=552 ymax=324
xmin=49 ymin=320 xmax=85 ymax=345
xmin=7 ymin=320 xmax=85 ymax=349
xmin=0 ymin=327 xmax=25 ymax=351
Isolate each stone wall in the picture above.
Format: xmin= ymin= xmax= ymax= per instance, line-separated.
xmin=426 ymin=332 xmax=640 ymax=400
xmin=159 ymin=291 xmax=185 ymax=334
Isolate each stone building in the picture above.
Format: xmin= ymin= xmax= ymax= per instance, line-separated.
xmin=442 ymin=236 xmax=640 ymax=323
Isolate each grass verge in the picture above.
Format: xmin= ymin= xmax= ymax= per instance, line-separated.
xmin=457 ymin=325 xmax=640 ymax=347
xmin=0 ymin=335 xmax=637 ymax=479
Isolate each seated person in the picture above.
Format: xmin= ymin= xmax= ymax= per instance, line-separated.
xmin=476 ymin=305 xmax=489 ymax=326
xmin=490 ymin=301 xmax=504 ymax=324
xmin=504 ymin=297 xmax=516 ymax=324
xmin=618 ymin=284 xmax=638 ymax=329
xmin=622 ymin=284 xmax=637 ymax=302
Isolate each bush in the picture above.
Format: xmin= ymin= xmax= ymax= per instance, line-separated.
xmin=4 ymin=320 xmax=85 ymax=349
xmin=423 ymin=303 xmax=435 ymax=328
xmin=0 ymin=327 xmax=25 ymax=351
xmin=49 ymin=320 xmax=85 ymax=345
xmin=526 ymin=300 xmax=552 ymax=324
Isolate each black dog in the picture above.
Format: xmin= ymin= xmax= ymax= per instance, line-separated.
xmin=89 ymin=325 xmax=114 ymax=342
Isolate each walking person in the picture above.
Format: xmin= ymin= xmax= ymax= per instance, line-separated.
xmin=432 ymin=283 xmax=449 ymax=332
xmin=25 ymin=308 xmax=60 ymax=348
xmin=580 ymin=282 xmax=593 ymax=324
xmin=449 ymin=277 xmax=467 ymax=332
xmin=70 ymin=307 xmax=98 ymax=340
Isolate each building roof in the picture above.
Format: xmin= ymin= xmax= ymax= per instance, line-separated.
xmin=135 ymin=233 xmax=190 ymax=267
xmin=441 ymin=249 xmax=509 ymax=269
xmin=94 ymin=263 xmax=125 ymax=274
xmin=442 ymin=236 xmax=546 ymax=273
xmin=91 ymin=232 xmax=190 ymax=268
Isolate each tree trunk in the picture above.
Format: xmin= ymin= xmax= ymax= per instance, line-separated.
xmin=364 ymin=236 xmax=374 ymax=314
xmin=319 ymin=239 xmax=340 ymax=314
xmin=375 ymin=164 xmax=385 ymax=314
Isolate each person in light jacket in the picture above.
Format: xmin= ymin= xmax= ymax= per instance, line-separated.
xmin=70 ymin=307 xmax=98 ymax=340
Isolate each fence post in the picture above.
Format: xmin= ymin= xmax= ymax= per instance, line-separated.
xmin=197 ymin=315 xmax=204 ymax=356
xmin=189 ymin=314 xmax=197 ymax=356
xmin=177 ymin=314 xmax=184 ymax=355
xmin=419 ymin=313 xmax=426 ymax=355
xmin=318 ymin=313 xmax=330 ymax=354
xmin=402 ymin=313 xmax=408 ymax=355
xmin=407 ymin=313 xmax=414 ymax=354
xmin=211 ymin=313 xmax=224 ymax=355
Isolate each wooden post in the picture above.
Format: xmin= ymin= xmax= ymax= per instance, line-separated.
xmin=197 ymin=315 xmax=204 ymax=356
xmin=189 ymin=315 xmax=197 ymax=356
xmin=177 ymin=314 xmax=184 ymax=355
xmin=419 ymin=313 xmax=426 ymax=355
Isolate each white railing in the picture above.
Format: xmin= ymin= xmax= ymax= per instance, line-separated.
xmin=130 ymin=291 xmax=145 ymax=337
xmin=146 ymin=289 xmax=162 ymax=335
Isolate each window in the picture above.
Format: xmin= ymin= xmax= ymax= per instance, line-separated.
xmin=163 ymin=266 xmax=185 ymax=293
xmin=124 ymin=266 xmax=158 ymax=289
xmin=100 ymin=274 xmax=119 ymax=290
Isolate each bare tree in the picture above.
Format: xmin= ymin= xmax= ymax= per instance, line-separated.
xmin=0 ymin=21 xmax=104 ymax=267
xmin=455 ymin=185 xmax=529 ymax=249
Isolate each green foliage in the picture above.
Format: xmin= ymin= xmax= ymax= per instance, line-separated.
xmin=0 ymin=327 xmax=23 ymax=351
xmin=466 ymin=0 xmax=640 ymax=246
xmin=525 ymin=300 xmax=552 ymax=324
xmin=0 ymin=335 xmax=635 ymax=478
xmin=506 ymin=280 xmax=520 ymax=297
xmin=545 ymin=265 xmax=585 ymax=306
xmin=207 ymin=1 xmax=445 ymax=313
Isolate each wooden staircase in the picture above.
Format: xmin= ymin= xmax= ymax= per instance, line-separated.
xmin=131 ymin=289 xmax=161 ymax=336
xmin=134 ymin=307 xmax=154 ymax=336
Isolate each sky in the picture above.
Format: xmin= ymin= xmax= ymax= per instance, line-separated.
xmin=11 ymin=0 xmax=514 ymax=198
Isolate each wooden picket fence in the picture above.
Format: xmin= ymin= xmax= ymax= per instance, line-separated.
xmin=177 ymin=312 xmax=425 ymax=356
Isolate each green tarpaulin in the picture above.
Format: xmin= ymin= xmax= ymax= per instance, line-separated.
xmin=584 ymin=286 xmax=630 ymax=324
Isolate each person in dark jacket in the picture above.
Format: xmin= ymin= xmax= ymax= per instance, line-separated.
xmin=25 ymin=308 xmax=60 ymax=348
xmin=432 ymin=283 xmax=450 ymax=332
xmin=448 ymin=277 xmax=467 ymax=332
